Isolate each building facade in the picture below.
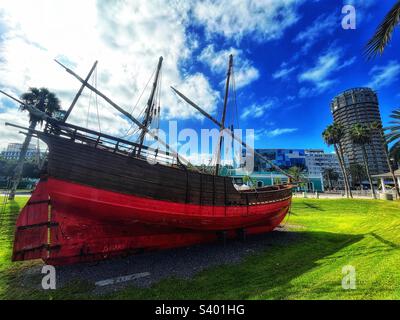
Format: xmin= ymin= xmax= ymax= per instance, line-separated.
xmin=251 ymin=148 xmax=344 ymax=191
xmin=1 ymin=143 xmax=38 ymax=161
xmin=230 ymin=170 xmax=324 ymax=192
xmin=305 ymin=149 xmax=344 ymax=189
xmin=330 ymin=87 xmax=388 ymax=175
xmin=254 ymin=149 xmax=307 ymax=171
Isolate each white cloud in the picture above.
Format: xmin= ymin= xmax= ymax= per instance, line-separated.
xmin=170 ymin=73 xmax=220 ymax=119
xmin=298 ymin=47 xmax=356 ymax=97
xmin=267 ymin=128 xmax=298 ymax=137
xmin=293 ymin=13 xmax=337 ymax=53
xmin=198 ymin=45 xmax=259 ymax=89
xmin=0 ymin=0 xmax=309 ymax=150
xmin=192 ymin=0 xmax=304 ymax=43
xmin=366 ymin=61 xmax=400 ymax=90
xmin=0 ymin=0 xmax=220 ymax=149
xmin=0 ymin=107 xmax=30 ymax=150
xmin=253 ymin=127 xmax=298 ymax=140
xmin=272 ymin=63 xmax=297 ymax=80
xmin=240 ymin=101 xmax=274 ymax=120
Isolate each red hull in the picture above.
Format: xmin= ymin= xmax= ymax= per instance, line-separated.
xmin=13 ymin=178 xmax=291 ymax=265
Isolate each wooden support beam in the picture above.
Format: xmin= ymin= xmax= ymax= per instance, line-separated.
xmin=171 ymin=87 xmax=294 ymax=179
xmin=54 ymin=59 xmax=193 ymax=167
xmin=138 ymin=56 xmax=163 ymax=155
xmin=62 ymin=61 xmax=98 ymax=122
xmin=215 ymin=54 xmax=233 ymax=176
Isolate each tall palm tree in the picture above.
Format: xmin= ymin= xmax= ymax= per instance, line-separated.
xmin=349 ymin=163 xmax=366 ymax=188
xmin=370 ymin=121 xmax=400 ymax=197
xmin=322 ymin=123 xmax=353 ymax=198
xmin=386 ymin=107 xmax=400 ymax=180
xmin=323 ymin=168 xmax=339 ymax=190
xmin=365 ymin=0 xmax=400 ymax=58
xmin=8 ymin=88 xmax=61 ymax=200
xmin=386 ymin=108 xmax=400 ymax=150
xmin=287 ymin=166 xmax=305 ymax=183
xmin=350 ymin=124 xmax=377 ymax=199
xmin=288 ymin=166 xmax=308 ymax=191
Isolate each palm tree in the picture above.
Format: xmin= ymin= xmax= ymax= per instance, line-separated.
xmin=323 ymin=168 xmax=339 ymax=191
xmin=349 ymin=163 xmax=366 ymax=188
xmin=288 ymin=166 xmax=307 ymax=191
xmin=365 ymin=0 xmax=400 ymax=58
xmin=350 ymin=124 xmax=377 ymax=199
xmin=386 ymin=108 xmax=400 ymax=183
xmin=8 ymin=88 xmax=61 ymax=200
xmin=370 ymin=121 xmax=400 ymax=197
xmin=386 ymin=108 xmax=400 ymax=152
xmin=322 ymin=123 xmax=353 ymax=198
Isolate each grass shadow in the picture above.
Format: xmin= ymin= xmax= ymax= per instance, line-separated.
xmin=369 ymin=232 xmax=400 ymax=249
xmin=301 ymin=202 xmax=325 ymax=211
xmin=104 ymin=230 xmax=364 ymax=299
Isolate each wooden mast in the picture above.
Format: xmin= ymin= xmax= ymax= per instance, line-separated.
xmin=137 ymin=56 xmax=163 ymax=155
xmin=62 ymin=61 xmax=98 ymax=122
xmin=215 ymin=54 xmax=233 ymax=176
xmin=54 ymin=59 xmax=194 ymax=168
xmin=171 ymin=87 xmax=295 ymax=179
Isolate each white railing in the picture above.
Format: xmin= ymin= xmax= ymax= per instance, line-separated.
xmin=293 ymin=190 xmax=398 ymax=200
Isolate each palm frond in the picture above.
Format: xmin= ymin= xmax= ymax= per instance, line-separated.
xmin=386 ymin=132 xmax=400 ymax=144
xmin=365 ymin=0 xmax=400 ymax=59
xmin=384 ymin=125 xmax=400 ymax=131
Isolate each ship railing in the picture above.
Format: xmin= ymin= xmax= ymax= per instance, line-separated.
xmin=44 ymin=121 xmax=177 ymax=166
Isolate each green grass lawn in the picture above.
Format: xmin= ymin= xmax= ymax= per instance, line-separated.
xmin=0 ymin=196 xmax=399 ymax=300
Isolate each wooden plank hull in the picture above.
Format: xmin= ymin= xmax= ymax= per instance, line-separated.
xmin=13 ymin=178 xmax=290 ymax=265
xmin=42 ymin=134 xmax=293 ymax=207
xmin=12 ymin=132 xmax=293 ymax=265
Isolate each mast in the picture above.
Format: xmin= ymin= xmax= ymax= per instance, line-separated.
xmin=62 ymin=61 xmax=98 ymax=122
xmin=170 ymin=87 xmax=295 ymax=180
xmin=54 ymin=59 xmax=194 ymax=168
xmin=215 ymin=54 xmax=233 ymax=176
xmin=137 ymin=56 xmax=163 ymax=155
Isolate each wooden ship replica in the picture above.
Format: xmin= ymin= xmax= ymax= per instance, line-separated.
xmin=2 ymin=55 xmax=293 ymax=265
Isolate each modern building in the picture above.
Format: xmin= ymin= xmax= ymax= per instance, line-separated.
xmin=245 ymin=148 xmax=345 ymax=191
xmin=254 ymin=149 xmax=307 ymax=171
xmin=1 ymin=143 xmax=39 ymax=161
xmin=229 ymin=170 xmax=324 ymax=192
xmin=305 ymin=149 xmax=345 ymax=189
xmin=330 ymin=87 xmax=388 ymax=175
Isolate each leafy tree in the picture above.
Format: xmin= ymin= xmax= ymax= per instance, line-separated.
xmin=8 ymin=88 xmax=61 ymax=199
xmin=274 ymin=177 xmax=282 ymax=185
xmin=322 ymin=123 xmax=352 ymax=198
xmin=350 ymin=124 xmax=377 ymax=199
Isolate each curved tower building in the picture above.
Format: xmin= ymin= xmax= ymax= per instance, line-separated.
xmin=330 ymin=87 xmax=388 ymax=175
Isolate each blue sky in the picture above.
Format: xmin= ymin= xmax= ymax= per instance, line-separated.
xmin=0 ymin=0 xmax=399 ymax=157
xmin=178 ymin=0 xmax=400 ymax=151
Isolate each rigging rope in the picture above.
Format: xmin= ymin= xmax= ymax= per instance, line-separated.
xmin=120 ymin=67 xmax=157 ymax=139
xmin=94 ymin=66 xmax=101 ymax=133
xmin=86 ymin=78 xmax=93 ymax=128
